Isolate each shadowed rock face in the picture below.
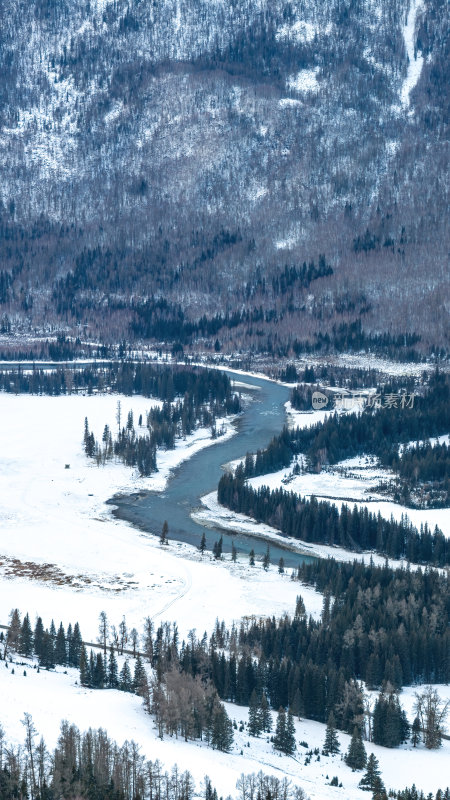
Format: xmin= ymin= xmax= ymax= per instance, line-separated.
xmin=0 ymin=0 xmax=448 ymax=351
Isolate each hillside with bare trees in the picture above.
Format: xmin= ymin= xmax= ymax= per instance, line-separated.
xmin=0 ymin=0 xmax=448 ymax=356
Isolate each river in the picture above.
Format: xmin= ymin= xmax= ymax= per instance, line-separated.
xmin=112 ymin=370 xmax=315 ymax=569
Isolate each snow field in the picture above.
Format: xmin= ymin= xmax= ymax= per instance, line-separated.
xmin=0 ymin=393 xmax=317 ymax=641
xmin=0 ymin=659 xmax=449 ymax=800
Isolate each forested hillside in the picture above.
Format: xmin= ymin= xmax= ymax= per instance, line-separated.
xmin=0 ymin=0 xmax=448 ymax=354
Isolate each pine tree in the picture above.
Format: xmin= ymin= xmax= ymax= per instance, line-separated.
xmin=160 ymin=520 xmax=169 ymax=545
xmin=89 ymin=650 xmax=95 ymax=687
xmin=373 ymin=690 xmax=409 ymax=747
xmin=54 ymin=623 xmax=66 ymax=666
xmin=294 ymin=595 xmax=306 ymax=618
xmin=231 ymin=541 xmax=237 ymax=562
xmin=79 ymin=644 xmax=90 ymax=687
xmin=411 ymin=716 xmax=421 ymax=747
xmin=213 ymin=536 xmax=223 ymax=560
xmin=19 ymin=613 xmax=33 ymax=658
xmin=70 ymin=622 xmax=83 ymax=667
xmin=260 ymin=692 xmax=272 ymax=732
xmin=345 ymin=726 xmax=367 ymax=770
xmin=278 ymin=557 xmax=285 ymax=574
xmin=66 ymin=623 xmax=73 ymax=663
xmin=359 ymin=753 xmax=384 ymax=792
xmin=40 ymin=631 xmax=55 ymax=669
xmin=33 ymin=617 xmax=45 ymax=661
xmin=248 ymin=690 xmax=263 ymax=737
xmin=285 ymin=710 xmax=296 ymax=754
xmin=274 ymin=708 xmax=295 ymax=755
xmin=107 ymin=647 xmax=119 ymax=688
xmin=323 ymin=711 xmax=340 ymax=755
xmin=119 ymin=660 xmax=133 ymax=692
xmin=249 ymin=549 xmax=255 ymax=566
xmin=211 ymin=703 xmax=233 ymax=752
xmin=133 ymin=654 xmax=148 ymax=698
xmin=263 ymin=546 xmax=270 ymax=571
xmin=7 ymin=609 xmax=21 ymax=653
xmin=199 ymin=532 xmax=207 ymax=554
xmin=93 ymin=653 xmax=105 ymax=689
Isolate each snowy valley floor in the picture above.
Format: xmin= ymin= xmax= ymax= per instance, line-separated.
xmin=0 ymin=387 xmax=449 ymax=798
xmin=0 ymin=393 xmax=320 ymax=641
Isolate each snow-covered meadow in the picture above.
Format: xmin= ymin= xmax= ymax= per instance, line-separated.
xmin=0 ymin=392 xmax=319 ymax=643
xmin=1 ymin=657 xmax=449 ymax=799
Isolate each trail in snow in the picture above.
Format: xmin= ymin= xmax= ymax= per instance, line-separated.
xmin=401 ymin=0 xmax=425 ymax=108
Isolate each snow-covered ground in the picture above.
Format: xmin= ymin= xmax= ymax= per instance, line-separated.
xmin=400 ymin=0 xmax=425 ymax=109
xmin=1 ymin=659 xmax=448 ymax=799
xmin=0 ymin=393 xmax=319 ymax=641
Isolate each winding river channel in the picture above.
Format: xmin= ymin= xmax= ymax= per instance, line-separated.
xmin=113 ymin=370 xmax=315 ymax=569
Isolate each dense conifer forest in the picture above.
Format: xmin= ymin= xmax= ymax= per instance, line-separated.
xmin=217 ymin=472 xmax=448 ymax=565
xmin=0 ymin=362 xmax=240 ymax=405
xmin=236 ymin=371 xmax=450 ymax=508
xmin=250 ymin=372 xmax=449 ymax=475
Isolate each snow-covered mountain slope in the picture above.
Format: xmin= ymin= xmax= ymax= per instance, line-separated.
xmin=0 ymin=0 xmax=448 ymax=350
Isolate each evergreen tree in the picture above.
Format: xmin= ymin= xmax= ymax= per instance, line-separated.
xmin=278 ymin=557 xmax=285 ymax=574
xmin=211 ymin=703 xmax=233 ymax=752
xmin=260 ymin=692 xmax=272 ymax=732
xmin=285 ymin=710 xmax=296 ymax=755
xmin=89 ymin=651 xmax=95 ymax=687
xmin=323 ymin=711 xmax=340 ymax=755
xmin=359 ymin=753 xmax=384 ymax=792
xmin=7 ymin=609 xmax=21 ymax=653
xmin=54 ymin=623 xmax=66 ymax=666
xmin=40 ymin=631 xmax=55 ymax=669
xmin=345 ymin=726 xmax=367 ymax=770
xmin=294 ymin=595 xmax=306 ymax=618
xmin=70 ymin=623 xmax=83 ymax=667
xmin=33 ymin=617 xmax=45 ymax=661
xmin=66 ymin=623 xmax=73 ymax=663
xmin=373 ymin=691 xmax=409 ymax=747
xmin=119 ymin=660 xmax=133 ymax=692
xmin=79 ymin=645 xmax=90 ymax=687
xmin=273 ymin=708 xmax=296 ymax=755
xmin=133 ymin=654 xmax=148 ymax=698
xmin=92 ymin=653 xmax=105 ymax=688
xmin=19 ymin=613 xmax=33 ymax=658
xmin=249 ymin=549 xmax=255 ymax=566
xmin=107 ymin=647 xmax=119 ymax=688
xmin=160 ymin=520 xmax=169 ymax=545
xmin=263 ymin=546 xmax=270 ymax=571
xmin=213 ymin=536 xmax=223 ymax=560
xmin=248 ymin=690 xmax=263 ymax=737
xmin=411 ymin=716 xmax=421 ymax=747
xmin=231 ymin=541 xmax=237 ymax=562
xmin=199 ymin=532 xmax=207 ymax=555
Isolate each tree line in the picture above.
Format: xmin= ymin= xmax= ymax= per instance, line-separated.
xmin=217 ymin=471 xmax=448 ymax=565
xmin=1 ymin=611 xmax=83 ymax=670
xmin=0 ymin=718 xmax=308 ymax=800
xmin=83 ymin=385 xmax=238 ymax=477
xmin=0 ymin=363 xmax=240 ymax=409
xmin=287 ymin=372 xmax=449 ymax=474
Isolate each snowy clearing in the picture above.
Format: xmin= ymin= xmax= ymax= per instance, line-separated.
xmin=287 ymin=68 xmax=320 ymax=94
